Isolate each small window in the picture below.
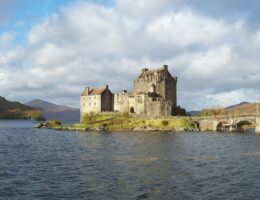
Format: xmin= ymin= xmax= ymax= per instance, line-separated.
xmin=89 ymin=103 xmax=91 ymax=106
xmin=94 ymin=103 xmax=96 ymax=106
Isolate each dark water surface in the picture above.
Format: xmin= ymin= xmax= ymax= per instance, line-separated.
xmin=0 ymin=120 xmax=260 ymax=200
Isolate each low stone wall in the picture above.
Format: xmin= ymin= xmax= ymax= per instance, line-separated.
xmin=255 ymin=118 xmax=260 ymax=133
xmin=199 ymin=120 xmax=214 ymax=131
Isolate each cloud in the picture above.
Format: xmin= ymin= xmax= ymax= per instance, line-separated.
xmin=146 ymin=11 xmax=230 ymax=48
xmin=1 ymin=0 xmax=260 ymax=110
xmin=0 ymin=32 xmax=14 ymax=50
xmin=115 ymin=0 xmax=174 ymax=18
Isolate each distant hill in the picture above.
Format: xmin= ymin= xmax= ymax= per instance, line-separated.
xmin=0 ymin=96 xmax=43 ymax=120
xmin=189 ymin=102 xmax=258 ymax=117
xmin=26 ymin=99 xmax=80 ymax=122
xmin=226 ymin=102 xmax=258 ymax=115
xmin=225 ymin=101 xmax=250 ymax=109
xmin=187 ymin=111 xmax=200 ymax=116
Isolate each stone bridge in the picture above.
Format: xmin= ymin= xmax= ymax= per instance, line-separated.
xmin=191 ymin=115 xmax=260 ymax=133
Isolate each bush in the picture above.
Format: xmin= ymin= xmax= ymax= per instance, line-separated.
xmin=161 ymin=120 xmax=169 ymax=127
xmin=48 ymin=120 xmax=62 ymax=126
xmin=172 ymin=106 xmax=187 ymax=116
xmin=199 ymin=107 xmax=228 ymax=116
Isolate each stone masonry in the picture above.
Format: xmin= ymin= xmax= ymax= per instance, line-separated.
xmin=80 ymin=65 xmax=177 ymax=120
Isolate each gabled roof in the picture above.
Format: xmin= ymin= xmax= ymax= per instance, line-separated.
xmin=81 ymin=87 xmax=107 ymax=96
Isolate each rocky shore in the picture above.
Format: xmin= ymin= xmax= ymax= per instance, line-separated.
xmin=34 ymin=117 xmax=200 ymax=132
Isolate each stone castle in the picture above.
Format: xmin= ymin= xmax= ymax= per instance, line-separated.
xmin=80 ymin=65 xmax=177 ymax=120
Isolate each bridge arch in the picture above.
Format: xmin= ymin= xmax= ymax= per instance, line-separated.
xmin=192 ymin=121 xmax=200 ymax=131
xmin=236 ymin=120 xmax=252 ymax=132
xmin=216 ymin=121 xmax=229 ymax=132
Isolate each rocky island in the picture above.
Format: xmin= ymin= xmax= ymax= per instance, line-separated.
xmin=34 ymin=113 xmax=198 ymax=132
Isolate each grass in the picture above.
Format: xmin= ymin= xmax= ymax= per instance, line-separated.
xmin=78 ymin=113 xmax=194 ymax=131
xmin=34 ymin=113 xmax=195 ymax=132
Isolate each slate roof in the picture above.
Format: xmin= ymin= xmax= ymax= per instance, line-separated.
xmin=81 ymin=87 xmax=106 ymax=96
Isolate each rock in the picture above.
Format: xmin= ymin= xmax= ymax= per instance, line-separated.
xmin=62 ymin=127 xmax=68 ymax=131
xmin=175 ymin=127 xmax=186 ymax=132
xmin=33 ymin=123 xmax=44 ymax=128
xmin=89 ymin=127 xmax=107 ymax=131
xmin=145 ymin=127 xmax=159 ymax=132
xmin=75 ymin=127 xmax=88 ymax=131
xmin=52 ymin=126 xmax=62 ymax=131
xmin=67 ymin=126 xmax=87 ymax=131
xmin=133 ymin=126 xmax=146 ymax=131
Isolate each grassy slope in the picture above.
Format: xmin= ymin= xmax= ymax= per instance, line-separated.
xmin=72 ymin=113 xmax=194 ymax=131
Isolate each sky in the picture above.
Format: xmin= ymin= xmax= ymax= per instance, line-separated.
xmin=0 ymin=0 xmax=260 ymax=110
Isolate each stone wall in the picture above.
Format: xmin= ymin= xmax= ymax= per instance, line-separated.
xmin=101 ymin=89 xmax=113 ymax=112
xmin=81 ymin=65 xmax=177 ymax=118
xmin=80 ymin=95 xmax=102 ymax=118
xmin=80 ymin=86 xmax=113 ymax=121
xmin=146 ymin=100 xmax=172 ymax=116
xmin=165 ymin=77 xmax=177 ymax=107
xmin=135 ymin=94 xmax=147 ymax=115
xmin=114 ymin=92 xmax=129 ymax=113
xmin=133 ymin=65 xmax=177 ymax=107
xmin=199 ymin=120 xmax=214 ymax=131
xmin=256 ymin=117 xmax=260 ymax=133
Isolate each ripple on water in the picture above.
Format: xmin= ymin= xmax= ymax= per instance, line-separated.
xmin=0 ymin=121 xmax=260 ymax=199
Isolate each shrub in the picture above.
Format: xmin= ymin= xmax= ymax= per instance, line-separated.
xmin=48 ymin=120 xmax=62 ymax=126
xmin=161 ymin=120 xmax=169 ymax=127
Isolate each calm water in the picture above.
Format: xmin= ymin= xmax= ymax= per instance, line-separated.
xmin=0 ymin=120 xmax=260 ymax=200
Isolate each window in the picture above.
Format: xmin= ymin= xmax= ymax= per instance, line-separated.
xmin=94 ymin=103 xmax=96 ymax=106
xmin=89 ymin=103 xmax=91 ymax=106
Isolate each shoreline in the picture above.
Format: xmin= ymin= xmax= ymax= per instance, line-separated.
xmin=34 ymin=122 xmax=199 ymax=132
xmin=33 ymin=113 xmax=258 ymax=133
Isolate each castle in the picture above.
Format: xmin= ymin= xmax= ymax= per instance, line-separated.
xmin=80 ymin=65 xmax=177 ymax=120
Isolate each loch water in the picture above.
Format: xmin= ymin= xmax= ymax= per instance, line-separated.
xmin=0 ymin=120 xmax=260 ymax=200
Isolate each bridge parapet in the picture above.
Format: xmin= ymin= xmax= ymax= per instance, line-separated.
xmin=192 ymin=115 xmax=258 ymax=132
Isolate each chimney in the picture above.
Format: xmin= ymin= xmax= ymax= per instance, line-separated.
xmin=105 ymin=85 xmax=109 ymax=89
xmin=85 ymin=87 xmax=90 ymax=95
xmin=163 ymin=65 xmax=168 ymax=70
xmin=142 ymin=68 xmax=148 ymax=73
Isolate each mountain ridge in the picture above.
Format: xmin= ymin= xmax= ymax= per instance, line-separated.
xmin=26 ymin=99 xmax=80 ymax=122
xmin=188 ymin=101 xmax=258 ymax=116
xmin=0 ymin=96 xmax=43 ymax=120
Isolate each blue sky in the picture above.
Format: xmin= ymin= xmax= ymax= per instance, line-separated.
xmin=0 ymin=0 xmax=260 ymax=110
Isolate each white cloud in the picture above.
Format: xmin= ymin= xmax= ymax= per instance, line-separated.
xmin=115 ymin=0 xmax=174 ymax=18
xmin=182 ymin=45 xmax=232 ymax=79
xmin=1 ymin=0 xmax=260 ymax=110
xmin=205 ymin=89 xmax=258 ymax=108
xmin=0 ymin=32 xmax=14 ymax=50
xmin=146 ymin=11 xmax=229 ymax=47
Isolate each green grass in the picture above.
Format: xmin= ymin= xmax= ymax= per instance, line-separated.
xmin=79 ymin=113 xmax=194 ymax=131
xmin=35 ymin=114 xmax=195 ymax=132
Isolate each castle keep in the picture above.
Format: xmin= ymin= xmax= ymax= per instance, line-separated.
xmin=80 ymin=65 xmax=177 ymax=120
